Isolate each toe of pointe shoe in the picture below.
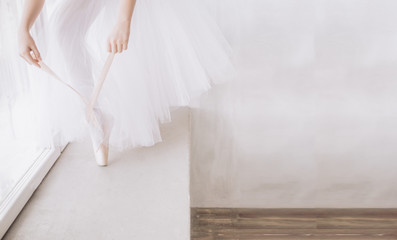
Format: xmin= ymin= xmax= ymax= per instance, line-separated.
xmin=94 ymin=144 xmax=109 ymax=167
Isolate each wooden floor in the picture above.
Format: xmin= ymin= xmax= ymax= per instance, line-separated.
xmin=191 ymin=208 xmax=397 ymax=239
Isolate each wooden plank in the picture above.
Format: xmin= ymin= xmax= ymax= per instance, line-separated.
xmin=316 ymin=209 xmax=397 ymax=229
xmin=192 ymin=228 xmax=397 ymax=235
xmin=193 ymin=231 xmax=397 ymax=240
xmin=213 ymin=233 xmax=397 ymax=240
xmin=317 ymin=217 xmax=397 ymax=229
xmin=191 ymin=208 xmax=397 ymax=240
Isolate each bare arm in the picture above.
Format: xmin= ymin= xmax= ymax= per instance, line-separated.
xmin=18 ymin=0 xmax=45 ymax=67
xmin=19 ymin=0 xmax=45 ymax=32
xmin=107 ymin=0 xmax=137 ymax=53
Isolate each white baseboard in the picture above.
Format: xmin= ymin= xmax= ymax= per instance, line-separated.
xmin=0 ymin=146 xmax=64 ymax=239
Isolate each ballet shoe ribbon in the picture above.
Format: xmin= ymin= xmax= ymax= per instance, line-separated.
xmin=38 ymin=61 xmax=89 ymax=106
xmin=38 ymin=53 xmax=115 ymax=127
xmin=86 ymin=53 xmax=115 ymax=123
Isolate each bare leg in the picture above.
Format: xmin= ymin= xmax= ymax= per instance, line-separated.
xmin=86 ymin=53 xmax=115 ymax=166
xmin=51 ymin=0 xmax=112 ymax=166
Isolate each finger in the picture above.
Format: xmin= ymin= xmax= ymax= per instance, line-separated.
xmin=31 ymin=44 xmax=41 ymax=61
xmin=112 ymin=41 xmax=117 ymax=54
xmin=25 ymin=51 xmax=40 ymax=68
xmin=29 ymin=51 xmax=39 ymax=63
xmin=22 ymin=55 xmax=33 ymax=65
xmin=117 ymin=42 xmax=123 ymax=53
xmin=123 ymin=41 xmax=128 ymax=51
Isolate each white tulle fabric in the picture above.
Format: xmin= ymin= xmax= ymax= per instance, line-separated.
xmin=4 ymin=0 xmax=235 ymax=151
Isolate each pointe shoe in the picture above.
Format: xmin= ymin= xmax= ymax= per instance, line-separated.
xmin=86 ymin=107 xmax=113 ymax=167
xmin=88 ymin=125 xmax=109 ymax=166
xmin=93 ymin=142 xmax=109 ymax=167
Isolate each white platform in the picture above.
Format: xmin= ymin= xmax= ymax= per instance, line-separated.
xmin=3 ymin=107 xmax=190 ymax=240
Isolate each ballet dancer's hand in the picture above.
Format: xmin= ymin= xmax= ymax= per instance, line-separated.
xmin=18 ymin=0 xmax=45 ymax=67
xmin=18 ymin=30 xmax=41 ymax=68
xmin=107 ymin=19 xmax=130 ymax=54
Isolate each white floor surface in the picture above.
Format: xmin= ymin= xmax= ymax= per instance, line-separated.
xmin=3 ymin=107 xmax=190 ymax=240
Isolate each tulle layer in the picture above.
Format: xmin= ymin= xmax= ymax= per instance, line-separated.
xmin=5 ymin=0 xmax=235 ymax=151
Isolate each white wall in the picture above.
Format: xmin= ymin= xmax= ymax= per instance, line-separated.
xmin=190 ymin=0 xmax=397 ymax=208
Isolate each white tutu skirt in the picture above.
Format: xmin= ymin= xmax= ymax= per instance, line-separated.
xmin=25 ymin=0 xmax=235 ymax=151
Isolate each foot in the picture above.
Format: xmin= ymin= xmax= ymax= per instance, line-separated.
xmin=86 ymin=108 xmax=113 ymax=167
xmin=94 ymin=143 xmax=109 ymax=166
